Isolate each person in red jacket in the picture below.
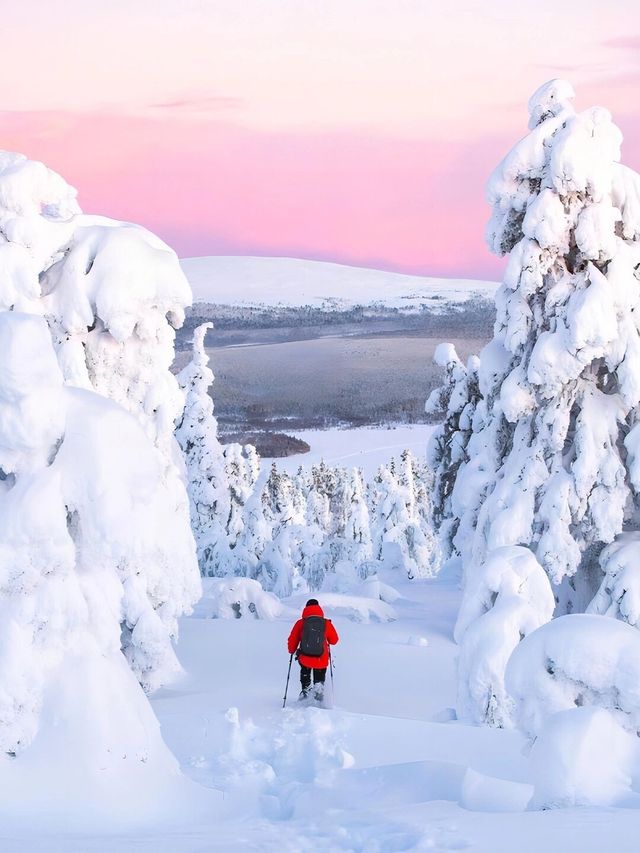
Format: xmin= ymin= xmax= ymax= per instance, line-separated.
xmin=287 ymin=598 xmax=339 ymax=701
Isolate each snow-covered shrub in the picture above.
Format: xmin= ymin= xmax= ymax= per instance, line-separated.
xmin=452 ymin=81 xmax=640 ymax=611
xmin=505 ymin=613 xmax=640 ymax=739
xmin=455 ymin=546 xmax=555 ymax=726
xmin=176 ymin=322 xmax=231 ymax=576
xmin=0 ymin=313 xmax=200 ymax=757
xmin=588 ymin=532 xmax=640 ymax=628
xmin=195 ymin=578 xmax=282 ymax=620
xmin=426 ymin=344 xmax=480 ymax=559
xmin=528 ymin=706 xmax=638 ymax=809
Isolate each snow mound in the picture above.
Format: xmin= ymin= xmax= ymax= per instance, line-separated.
xmin=0 ymin=649 xmax=220 ymax=833
xmin=529 ymin=706 xmax=639 ymax=809
xmin=506 ymin=614 xmax=640 ymax=738
xmin=310 ymin=593 xmax=396 ymax=623
xmin=195 ymin=577 xmax=283 ymax=620
xmin=213 ymin=706 xmax=353 ymax=820
xmin=180 ymin=255 xmax=497 ymax=310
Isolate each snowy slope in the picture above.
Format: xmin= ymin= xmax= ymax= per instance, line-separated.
xmin=8 ymin=568 xmax=640 ymax=852
xmin=266 ymin=424 xmax=435 ymax=480
xmin=181 ymin=255 xmax=498 ymax=309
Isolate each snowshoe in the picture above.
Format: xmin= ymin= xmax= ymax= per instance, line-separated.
xmin=298 ymin=689 xmax=310 ymax=702
xmin=313 ymin=684 xmax=324 ymax=703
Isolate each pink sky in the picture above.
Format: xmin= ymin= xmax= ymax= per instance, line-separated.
xmin=2 ymin=1 xmax=639 ymax=279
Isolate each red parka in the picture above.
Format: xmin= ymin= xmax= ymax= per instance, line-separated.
xmin=287 ymin=602 xmax=339 ymax=669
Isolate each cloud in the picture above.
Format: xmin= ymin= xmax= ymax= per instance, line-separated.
xmin=149 ymin=94 xmax=244 ymax=112
xmin=603 ymin=35 xmax=640 ymax=52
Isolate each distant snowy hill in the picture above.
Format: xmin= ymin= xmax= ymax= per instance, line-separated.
xmin=181 ymin=256 xmax=498 ymax=310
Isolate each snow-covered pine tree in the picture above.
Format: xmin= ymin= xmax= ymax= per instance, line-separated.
xmin=398 ymin=449 xmax=440 ymax=577
xmin=426 ymin=344 xmax=480 ymax=560
xmin=370 ymin=461 xmax=413 ymax=573
xmin=257 ymin=465 xmax=310 ymax=596
xmin=0 ymin=151 xmax=200 ymax=691
xmin=0 ymin=312 xmax=200 ymax=770
xmin=224 ymin=442 xmax=261 ymax=548
xmin=306 ymin=461 xmax=337 ymax=535
xmin=175 ymin=323 xmax=231 ymax=576
xmin=343 ymin=467 xmax=374 ymax=572
xmin=455 ymin=79 xmax=640 ymax=611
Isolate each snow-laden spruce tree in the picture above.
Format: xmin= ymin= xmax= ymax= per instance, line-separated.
xmin=455 ymin=80 xmax=640 ymax=610
xmin=256 ymin=465 xmax=311 ymax=596
xmin=398 ymin=449 xmax=440 ymax=577
xmin=0 ymin=313 xmax=203 ymax=812
xmin=588 ymin=533 xmax=640 ymax=628
xmin=175 ymin=322 xmax=231 ymax=575
xmin=370 ymin=456 xmax=438 ymax=578
xmin=343 ymin=468 xmax=374 ymax=570
xmin=426 ymin=344 xmax=480 ymax=560
xmin=0 ymin=151 xmax=200 ymax=689
xmin=225 ymin=443 xmax=260 ymax=548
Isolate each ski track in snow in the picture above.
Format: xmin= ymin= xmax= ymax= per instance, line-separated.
xmin=8 ymin=569 xmax=640 ymax=852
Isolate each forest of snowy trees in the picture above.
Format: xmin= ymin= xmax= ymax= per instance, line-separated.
xmin=3 ymin=75 xmax=640 ymax=831
xmin=177 ymin=321 xmax=440 ymax=598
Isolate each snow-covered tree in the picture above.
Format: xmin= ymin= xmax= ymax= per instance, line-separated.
xmin=175 ymin=323 xmax=231 ymax=576
xmin=588 ymin=533 xmax=640 ymax=628
xmin=0 ymin=151 xmax=200 ymax=687
xmin=306 ymin=461 xmax=337 ymax=534
xmin=426 ymin=344 xmax=480 ymax=560
xmin=370 ymin=456 xmax=438 ymax=578
xmin=0 ymin=313 xmax=200 ymax=760
xmin=454 ymin=80 xmax=640 ymax=610
xmin=343 ymin=468 xmax=374 ymax=570
xmin=370 ymin=463 xmax=410 ymax=571
xmin=398 ymin=449 xmax=440 ymax=577
xmin=224 ymin=442 xmax=260 ymax=548
xmin=455 ymin=546 xmax=555 ymax=726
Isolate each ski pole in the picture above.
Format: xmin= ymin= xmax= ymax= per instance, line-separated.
xmin=282 ymin=652 xmax=294 ymax=708
xmin=329 ymin=647 xmax=335 ymax=703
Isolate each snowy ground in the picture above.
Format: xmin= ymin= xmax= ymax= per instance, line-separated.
xmin=265 ymin=424 xmax=434 ymax=479
xmin=181 ymin=256 xmax=497 ymax=310
xmin=6 ymin=566 xmax=640 ymax=852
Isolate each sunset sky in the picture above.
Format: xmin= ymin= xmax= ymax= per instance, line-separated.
xmin=2 ymin=0 xmax=639 ymax=278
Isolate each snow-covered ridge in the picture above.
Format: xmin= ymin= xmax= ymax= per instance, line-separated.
xmin=180 ymin=255 xmax=498 ymax=310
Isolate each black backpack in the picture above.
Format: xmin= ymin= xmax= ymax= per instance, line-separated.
xmin=299 ymin=616 xmax=326 ymax=657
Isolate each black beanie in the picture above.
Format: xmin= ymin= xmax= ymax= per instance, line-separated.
xmin=306 ymin=598 xmax=319 ymax=607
